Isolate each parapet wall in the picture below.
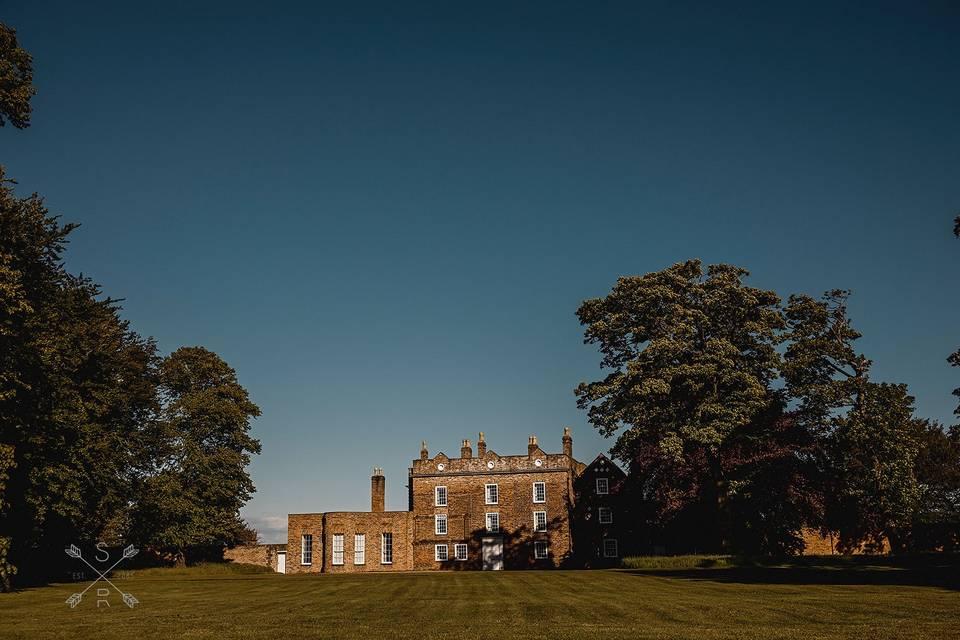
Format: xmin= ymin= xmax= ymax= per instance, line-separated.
xmin=224 ymin=543 xmax=287 ymax=571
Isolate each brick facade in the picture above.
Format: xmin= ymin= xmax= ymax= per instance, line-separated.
xmin=229 ymin=431 xmax=889 ymax=572
xmin=286 ymin=511 xmax=413 ymax=574
xmin=283 ymin=428 xmax=619 ymax=572
xmin=409 ymin=435 xmax=577 ymax=569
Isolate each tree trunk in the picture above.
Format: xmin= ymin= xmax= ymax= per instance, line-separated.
xmin=708 ymin=455 xmax=732 ymax=553
xmin=716 ymin=479 xmax=732 ymax=553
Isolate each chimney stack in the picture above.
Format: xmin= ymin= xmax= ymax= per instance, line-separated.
xmin=460 ymin=439 xmax=472 ymax=459
xmin=477 ymin=432 xmax=486 ymax=457
xmin=562 ymin=427 xmax=573 ymax=458
xmin=528 ymin=435 xmax=539 ymax=456
xmin=420 ymin=440 xmax=428 ymax=461
xmin=371 ymin=467 xmax=385 ymax=512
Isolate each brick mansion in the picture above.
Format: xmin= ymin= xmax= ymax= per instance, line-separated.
xmin=228 ymin=429 xmax=629 ymax=572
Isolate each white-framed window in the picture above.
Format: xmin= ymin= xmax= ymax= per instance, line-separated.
xmin=534 ymin=540 xmax=548 ymax=559
xmin=332 ymin=533 xmax=344 ymax=565
xmin=485 ymin=512 xmax=500 ymax=533
xmin=435 ymin=544 xmax=448 ymax=561
xmin=533 ymin=510 xmax=547 ymax=532
xmin=455 ymin=543 xmax=468 ymax=561
xmin=596 ymin=477 xmax=609 ymax=495
xmin=381 ymin=532 xmax=393 ymax=564
xmin=533 ymin=481 xmax=546 ymax=503
xmin=354 ymin=534 xmax=365 ymax=565
xmin=603 ymin=538 xmax=619 ymax=558
xmin=435 ymin=514 xmax=447 ymax=535
xmin=485 ymin=484 xmax=499 ymax=505
xmin=301 ymin=534 xmax=313 ymax=565
xmin=599 ymin=507 xmax=613 ymax=524
xmin=435 ymin=485 xmax=447 ymax=507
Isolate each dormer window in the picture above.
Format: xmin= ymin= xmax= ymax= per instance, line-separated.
xmin=596 ymin=477 xmax=609 ymax=495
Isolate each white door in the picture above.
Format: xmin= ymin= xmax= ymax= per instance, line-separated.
xmin=482 ymin=537 xmax=503 ymax=570
xmin=276 ymin=551 xmax=286 ymax=574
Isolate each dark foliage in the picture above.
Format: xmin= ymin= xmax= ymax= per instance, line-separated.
xmin=578 ymin=263 xmax=954 ymax=556
xmin=0 ymin=24 xmax=35 ymax=129
xmin=0 ymin=170 xmax=260 ymax=586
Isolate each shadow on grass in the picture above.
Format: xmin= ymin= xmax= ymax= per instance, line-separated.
xmin=621 ymin=555 xmax=960 ymax=591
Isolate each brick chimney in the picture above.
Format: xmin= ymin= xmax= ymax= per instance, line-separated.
xmin=460 ymin=439 xmax=472 ymax=459
xmin=420 ymin=440 xmax=428 ymax=461
xmin=477 ymin=432 xmax=486 ymax=457
xmin=371 ymin=467 xmax=385 ymax=512
xmin=528 ymin=435 xmax=539 ymax=456
xmin=562 ymin=427 xmax=573 ymax=458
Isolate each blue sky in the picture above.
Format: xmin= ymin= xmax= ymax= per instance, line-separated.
xmin=3 ymin=1 xmax=958 ymax=542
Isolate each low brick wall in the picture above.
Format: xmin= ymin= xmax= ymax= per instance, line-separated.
xmin=800 ymin=528 xmax=889 ymax=555
xmin=224 ymin=543 xmax=287 ymax=571
xmin=801 ymin=528 xmax=837 ymax=555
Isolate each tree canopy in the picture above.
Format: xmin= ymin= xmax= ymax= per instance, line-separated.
xmin=576 ymin=260 xmax=788 ymax=552
xmin=0 ymin=168 xmax=261 ymax=586
xmin=0 ymin=25 xmax=261 ymax=587
xmin=0 ymin=23 xmax=35 ymax=129
xmin=782 ymin=290 xmax=925 ymax=551
xmin=577 ymin=261 xmax=956 ymax=554
xmin=132 ymin=347 xmax=261 ymax=565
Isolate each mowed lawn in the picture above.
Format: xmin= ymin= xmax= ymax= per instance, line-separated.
xmin=1 ymin=561 xmax=958 ymax=640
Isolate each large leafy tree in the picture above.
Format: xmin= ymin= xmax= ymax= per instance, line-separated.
xmin=132 ymin=347 xmax=261 ymax=565
xmin=724 ymin=411 xmax=822 ymax=554
xmin=829 ymin=383 xmax=923 ymax=551
xmin=0 ymin=23 xmax=35 ymax=129
xmin=0 ymin=169 xmax=160 ymax=584
xmin=0 ymin=22 xmax=36 ymax=587
xmin=783 ymin=291 xmax=923 ymax=551
xmin=0 ymin=170 xmax=82 ymax=584
xmin=620 ymin=403 xmax=820 ymax=555
xmin=911 ymin=421 xmax=960 ymax=551
xmin=0 ymin=25 xmax=263 ymax=585
xmin=575 ymin=260 xmax=787 ymax=552
xmin=914 ymin=215 xmax=960 ymax=551
xmin=0 ymin=175 xmax=261 ymax=582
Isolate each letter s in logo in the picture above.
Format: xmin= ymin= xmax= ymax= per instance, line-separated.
xmin=95 ymin=541 xmax=110 ymax=563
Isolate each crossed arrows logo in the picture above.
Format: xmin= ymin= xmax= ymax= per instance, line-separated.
xmin=64 ymin=543 xmax=139 ymax=608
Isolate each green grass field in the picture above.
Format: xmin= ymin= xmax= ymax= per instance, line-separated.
xmin=1 ymin=558 xmax=958 ymax=639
